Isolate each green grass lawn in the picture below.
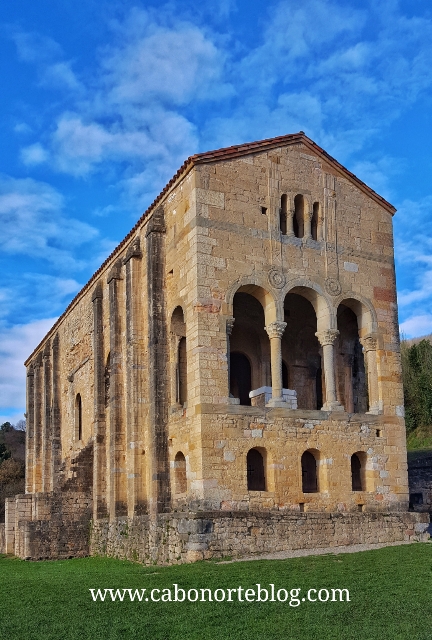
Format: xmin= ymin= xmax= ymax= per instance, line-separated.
xmin=1 ymin=543 xmax=431 ymax=640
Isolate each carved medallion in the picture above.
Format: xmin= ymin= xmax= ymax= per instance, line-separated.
xmin=325 ymin=277 xmax=341 ymax=296
xmin=268 ymin=268 xmax=286 ymax=289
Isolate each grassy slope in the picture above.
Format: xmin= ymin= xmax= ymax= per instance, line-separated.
xmin=406 ymin=425 xmax=432 ymax=451
xmin=0 ymin=544 xmax=431 ymax=640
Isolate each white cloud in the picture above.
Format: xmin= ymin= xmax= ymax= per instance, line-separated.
xmin=14 ymin=122 xmax=32 ymax=135
xmin=11 ymin=29 xmax=82 ymax=93
xmin=400 ymin=314 xmax=432 ymax=339
xmin=21 ymin=143 xmax=49 ymax=165
xmin=101 ymin=12 xmax=227 ymax=106
xmin=0 ymin=175 xmax=98 ymax=266
xmin=0 ymin=317 xmax=57 ymax=410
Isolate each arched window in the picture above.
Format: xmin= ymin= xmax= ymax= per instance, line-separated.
xmin=247 ymin=448 xmax=265 ymax=491
xmin=351 ymin=452 xmax=365 ymax=491
xmin=311 ymin=202 xmax=319 ymax=241
xmin=230 ymin=352 xmax=252 ymax=405
xmin=174 ymin=451 xmax=187 ymax=494
xmin=75 ymin=393 xmax=82 ymax=441
xmin=301 ymin=450 xmax=318 ymax=493
xmin=178 ymin=337 xmax=187 ymax=405
xmin=294 ymin=194 xmax=304 ymax=239
xmin=171 ymin=307 xmax=187 ymax=407
xmin=280 ymin=194 xmax=288 ymax=235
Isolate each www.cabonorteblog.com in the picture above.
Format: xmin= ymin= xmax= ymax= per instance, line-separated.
xmin=89 ymin=584 xmax=350 ymax=606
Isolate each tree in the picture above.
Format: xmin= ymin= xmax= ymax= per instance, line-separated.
xmin=15 ymin=419 xmax=26 ymax=432
xmin=0 ymin=443 xmax=11 ymax=464
xmin=401 ymin=339 xmax=432 ymax=432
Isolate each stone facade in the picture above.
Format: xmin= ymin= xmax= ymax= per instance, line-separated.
xmin=2 ymin=132 xmax=428 ymax=561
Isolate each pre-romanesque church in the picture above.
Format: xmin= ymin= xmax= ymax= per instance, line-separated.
xmin=1 ymin=132 xmax=428 ymax=561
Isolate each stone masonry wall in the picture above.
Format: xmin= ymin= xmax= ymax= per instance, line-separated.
xmin=90 ymin=511 xmax=429 ymax=565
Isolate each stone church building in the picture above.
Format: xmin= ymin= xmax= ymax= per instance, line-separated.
xmin=1 ymin=132 xmax=428 ymax=561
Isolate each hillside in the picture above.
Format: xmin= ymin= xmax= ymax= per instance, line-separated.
xmin=0 ymin=423 xmax=25 ymax=522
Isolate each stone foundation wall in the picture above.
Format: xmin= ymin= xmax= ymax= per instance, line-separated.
xmin=7 ymin=490 xmax=92 ymax=560
xmin=90 ymin=510 xmax=429 ymax=565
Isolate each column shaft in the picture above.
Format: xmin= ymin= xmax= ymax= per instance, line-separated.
xmin=361 ymin=335 xmax=380 ymax=414
xmin=316 ymin=330 xmax=344 ymax=412
xmin=25 ymin=366 xmax=34 ymax=494
xmin=50 ymin=334 xmax=61 ymax=489
xmin=108 ymin=261 xmax=127 ymax=518
xmin=286 ymin=210 xmax=295 ymax=237
xmin=41 ymin=342 xmax=51 ymax=492
xmin=123 ymin=238 xmax=145 ymax=516
xmin=304 ymin=211 xmax=312 ymax=240
xmin=146 ymin=206 xmax=171 ymax=515
xmin=265 ymin=321 xmax=287 ymax=407
xmin=33 ymin=354 xmax=43 ymax=492
xmin=92 ymin=283 xmax=107 ymax=519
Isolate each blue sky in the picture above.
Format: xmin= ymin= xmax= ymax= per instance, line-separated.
xmin=1 ymin=0 xmax=432 ymax=423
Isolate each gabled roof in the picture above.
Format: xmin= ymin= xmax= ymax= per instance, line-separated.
xmin=25 ymin=132 xmax=395 ymax=364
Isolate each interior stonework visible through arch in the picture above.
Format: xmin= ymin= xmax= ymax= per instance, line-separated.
xmin=282 ymin=292 xmax=322 ymax=409
xmin=230 ymin=291 xmax=270 ymax=402
xmin=336 ymin=304 xmax=367 ymax=413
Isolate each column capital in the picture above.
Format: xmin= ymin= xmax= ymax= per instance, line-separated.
xmin=107 ymin=260 xmax=123 ymax=284
xmin=43 ymin=341 xmax=51 ymax=359
xmin=92 ymin=281 xmax=103 ymax=302
xmin=360 ymin=333 xmax=378 ymax=352
xmin=315 ymin=329 xmax=339 ymax=346
xmin=226 ymin=317 xmax=235 ymax=336
xmin=123 ymin=237 xmax=142 ymax=264
xmin=265 ymin=321 xmax=287 ymax=340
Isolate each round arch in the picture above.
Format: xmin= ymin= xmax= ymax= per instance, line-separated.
xmin=334 ymin=293 xmax=378 ymax=336
xmin=281 ymin=278 xmax=333 ymax=333
xmin=226 ymin=279 xmax=279 ymax=324
xmin=168 ymin=300 xmax=187 ymax=326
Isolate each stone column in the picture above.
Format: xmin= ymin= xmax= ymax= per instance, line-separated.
xmin=25 ymin=364 xmax=34 ymax=494
xmin=265 ymin=321 xmax=287 ymax=407
xmin=108 ymin=260 xmax=127 ymax=518
xmin=317 ymin=215 xmax=324 ymax=242
xmin=226 ymin=317 xmax=235 ymax=400
xmin=286 ymin=209 xmax=295 ymax=237
xmin=50 ymin=334 xmax=61 ymax=489
xmin=360 ymin=334 xmax=381 ymax=414
xmin=315 ymin=330 xmax=344 ymax=411
xmin=123 ymin=237 xmax=146 ymax=516
xmin=146 ymin=206 xmax=171 ymax=515
xmin=33 ymin=353 xmax=43 ymax=492
xmin=303 ymin=210 xmax=313 ymax=240
xmin=92 ymin=282 xmax=107 ymax=519
xmin=41 ymin=342 xmax=51 ymax=493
